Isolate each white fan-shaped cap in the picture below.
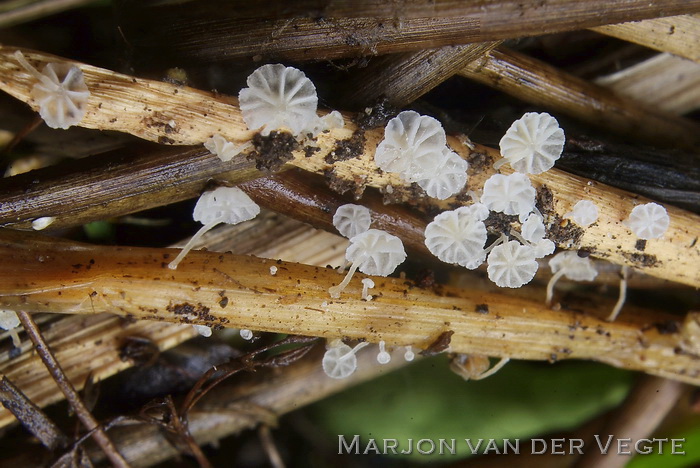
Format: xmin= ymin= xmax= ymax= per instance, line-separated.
xmin=533 ymin=239 xmax=555 ymax=258
xmin=481 ymin=173 xmax=536 ymax=220
xmin=322 ymin=340 xmax=369 ymax=379
xmin=374 ymin=111 xmax=447 ymax=182
xmin=565 ymin=200 xmax=598 ymax=227
xmin=549 ymin=251 xmax=598 ymax=281
xmin=333 ymin=204 xmax=371 ymax=239
xmin=417 ymin=147 xmax=469 ymax=200
xmin=425 ymin=208 xmax=487 ymax=269
xmin=239 ymin=64 xmax=319 ymax=136
xmin=193 ymin=187 xmax=260 ymax=225
xmin=499 ymin=112 xmax=565 ymax=174
xmin=15 ymin=51 xmax=89 ymax=130
xmin=204 ymin=134 xmax=240 ymax=162
xmin=346 ymin=229 xmax=406 ymax=276
xmin=521 ymin=213 xmax=546 ymax=243
xmin=624 ymin=202 xmax=670 ymax=240
xmin=487 ymin=240 xmax=538 ymax=288
xmin=0 ymin=310 xmax=20 ymax=331
xmin=465 ymin=202 xmax=490 ymax=221
xmin=193 ymin=324 xmax=212 ymax=337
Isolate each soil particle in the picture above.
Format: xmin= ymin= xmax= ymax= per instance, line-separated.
xmin=325 ymin=129 xmax=366 ymax=163
xmin=249 ymin=131 xmax=299 ymax=172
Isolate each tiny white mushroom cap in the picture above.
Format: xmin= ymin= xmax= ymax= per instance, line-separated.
xmin=565 ymin=200 xmax=599 ymax=227
xmin=31 ymin=216 xmax=56 ymax=231
xmin=193 ymin=187 xmax=260 ymax=225
xmin=14 ymin=51 xmax=89 ymax=130
xmin=169 ymin=187 xmax=260 ymax=269
xmin=346 ymin=229 xmax=406 ymax=277
xmin=481 ymin=173 xmax=536 ymax=221
xmin=239 ymin=64 xmax=318 ymax=137
xmin=193 ymin=325 xmax=212 ymax=337
xmin=417 ymin=147 xmax=469 ymax=200
xmin=322 ymin=339 xmax=370 ymax=379
xmin=0 ymin=310 xmax=20 ymax=331
xmin=533 ymin=239 xmax=555 ymax=258
xmin=333 ymin=204 xmax=372 ymax=239
xmin=549 ymin=251 xmax=598 ymax=281
xmin=377 ymin=341 xmax=391 ymax=364
xmin=498 ymin=112 xmax=565 ymax=174
xmin=624 ymin=202 xmax=670 ymax=240
xmin=240 ymin=329 xmax=254 ymax=341
xmin=204 ymin=134 xmax=248 ymax=162
xmin=374 ymin=111 xmax=446 ymax=182
xmin=521 ymin=213 xmax=546 ymax=243
xmin=425 ymin=207 xmax=487 ymax=269
xmin=487 ymin=240 xmax=538 ymax=288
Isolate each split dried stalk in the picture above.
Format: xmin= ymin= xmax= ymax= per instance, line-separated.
xmin=595 ymin=53 xmax=700 ymax=115
xmin=591 ymin=14 xmax=700 ymax=64
xmin=16 ymin=310 xmax=130 ymax=468
xmin=0 ymin=229 xmax=697 ymax=385
xmin=458 ymin=47 xmax=700 ymax=149
xmin=0 ymin=47 xmax=698 ymax=286
xmin=118 ymin=0 xmax=700 ymax=63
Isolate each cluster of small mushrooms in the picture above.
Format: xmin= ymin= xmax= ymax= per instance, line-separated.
xmin=7 ymin=55 xmax=672 ymax=380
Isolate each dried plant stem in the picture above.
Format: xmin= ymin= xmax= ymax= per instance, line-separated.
xmin=591 ymin=14 xmax=700 ymax=64
xmin=0 ymin=230 xmax=697 ymax=385
xmin=118 ymin=0 xmax=700 ymax=63
xmin=16 ymin=311 xmax=130 ymax=468
xmin=595 ymin=53 xmax=700 ymax=115
xmin=458 ymin=47 xmax=700 ymax=149
xmin=0 ymin=0 xmax=95 ymax=28
xmin=0 ymin=47 xmax=697 ymax=287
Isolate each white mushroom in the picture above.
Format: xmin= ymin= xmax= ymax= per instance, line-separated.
xmin=31 ymin=216 xmax=56 ymax=231
xmin=332 ymin=204 xmax=372 ymax=239
xmin=168 ymin=187 xmax=260 ymax=269
xmin=481 ymin=173 xmax=536 ymax=222
xmin=204 ymin=134 xmax=251 ymax=162
xmin=240 ymin=329 xmax=254 ymax=341
xmin=193 ymin=325 xmax=212 ymax=337
xmin=239 ymin=64 xmax=319 ymax=137
xmin=486 ymin=240 xmax=538 ymax=288
xmin=403 ymin=346 xmax=415 ymax=361
xmin=565 ymin=200 xmax=599 ymax=227
xmin=512 ymin=213 xmax=555 ymax=259
xmin=417 ymin=147 xmax=469 ymax=200
xmin=14 ymin=51 xmax=89 ymax=130
xmin=624 ymin=202 xmax=670 ymax=240
xmin=376 ymin=341 xmax=391 ymax=364
xmin=497 ymin=112 xmax=565 ymax=174
xmin=424 ymin=207 xmax=487 ymax=269
xmin=361 ymin=278 xmax=375 ymax=301
xmin=374 ymin=110 xmax=446 ymax=182
xmin=322 ymin=339 xmax=370 ymax=379
xmin=546 ymin=251 xmax=598 ymax=305
xmin=328 ymin=229 xmax=406 ymax=299
xmin=0 ymin=309 xmax=21 ymax=347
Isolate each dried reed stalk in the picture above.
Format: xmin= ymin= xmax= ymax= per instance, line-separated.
xmin=0 ymin=47 xmax=698 ymax=287
xmin=0 ymin=229 xmax=697 ymax=385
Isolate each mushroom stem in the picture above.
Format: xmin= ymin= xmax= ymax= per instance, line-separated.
xmin=484 ymin=233 xmax=508 ymax=255
xmin=546 ymin=269 xmax=566 ymax=306
xmin=328 ymin=260 xmax=360 ymax=299
xmin=13 ymin=51 xmax=55 ymax=89
xmin=168 ymin=219 xmax=222 ymax=270
xmin=607 ymin=266 xmax=629 ymax=322
xmin=471 ymin=357 xmax=511 ymax=380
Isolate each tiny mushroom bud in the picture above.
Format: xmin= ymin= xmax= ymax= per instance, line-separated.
xmin=624 ymin=202 xmax=670 ymax=240
xmin=240 ymin=329 xmax=254 ymax=341
xmin=31 ymin=216 xmax=55 ymax=231
xmin=168 ymin=187 xmax=260 ymax=269
xmin=0 ymin=309 xmax=21 ymax=347
xmin=404 ymin=346 xmax=415 ymax=362
xmin=497 ymin=112 xmax=565 ymax=174
xmin=193 ymin=325 xmax=212 ymax=337
xmin=565 ymin=200 xmax=599 ymax=227
xmin=361 ymin=278 xmax=375 ymax=301
xmin=322 ymin=339 xmax=370 ymax=379
xmin=377 ymin=341 xmax=391 ymax=364
xmin=333 ymin=204 xmax=372 ymax=239
xmin=329 ymin=229 xmax=406 ymax=299
xmin=14 ymin=51 xmax=90 ymax=130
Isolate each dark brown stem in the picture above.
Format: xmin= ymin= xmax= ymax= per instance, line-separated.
xmin=16 ymin=311 xmax=131 ymax=468
xmin=163 ymin=397 xmax=212 ymax=468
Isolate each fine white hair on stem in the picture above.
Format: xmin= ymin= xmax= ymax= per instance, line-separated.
xmin=607 ymin=266 xmax=629 ymax=322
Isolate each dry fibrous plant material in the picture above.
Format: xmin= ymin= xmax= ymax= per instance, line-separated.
xmin=591 ymin=14 xmax=700 ymax=64
xmin=0 ymin=229 xmax=697 ymax=385
xmin=116 ymin=0 xmax=700 ymax=64
xmin=459 ymin=47 xmax=700 ymax=150
xmin=1 ymin=47 xmax=698 ymax=287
